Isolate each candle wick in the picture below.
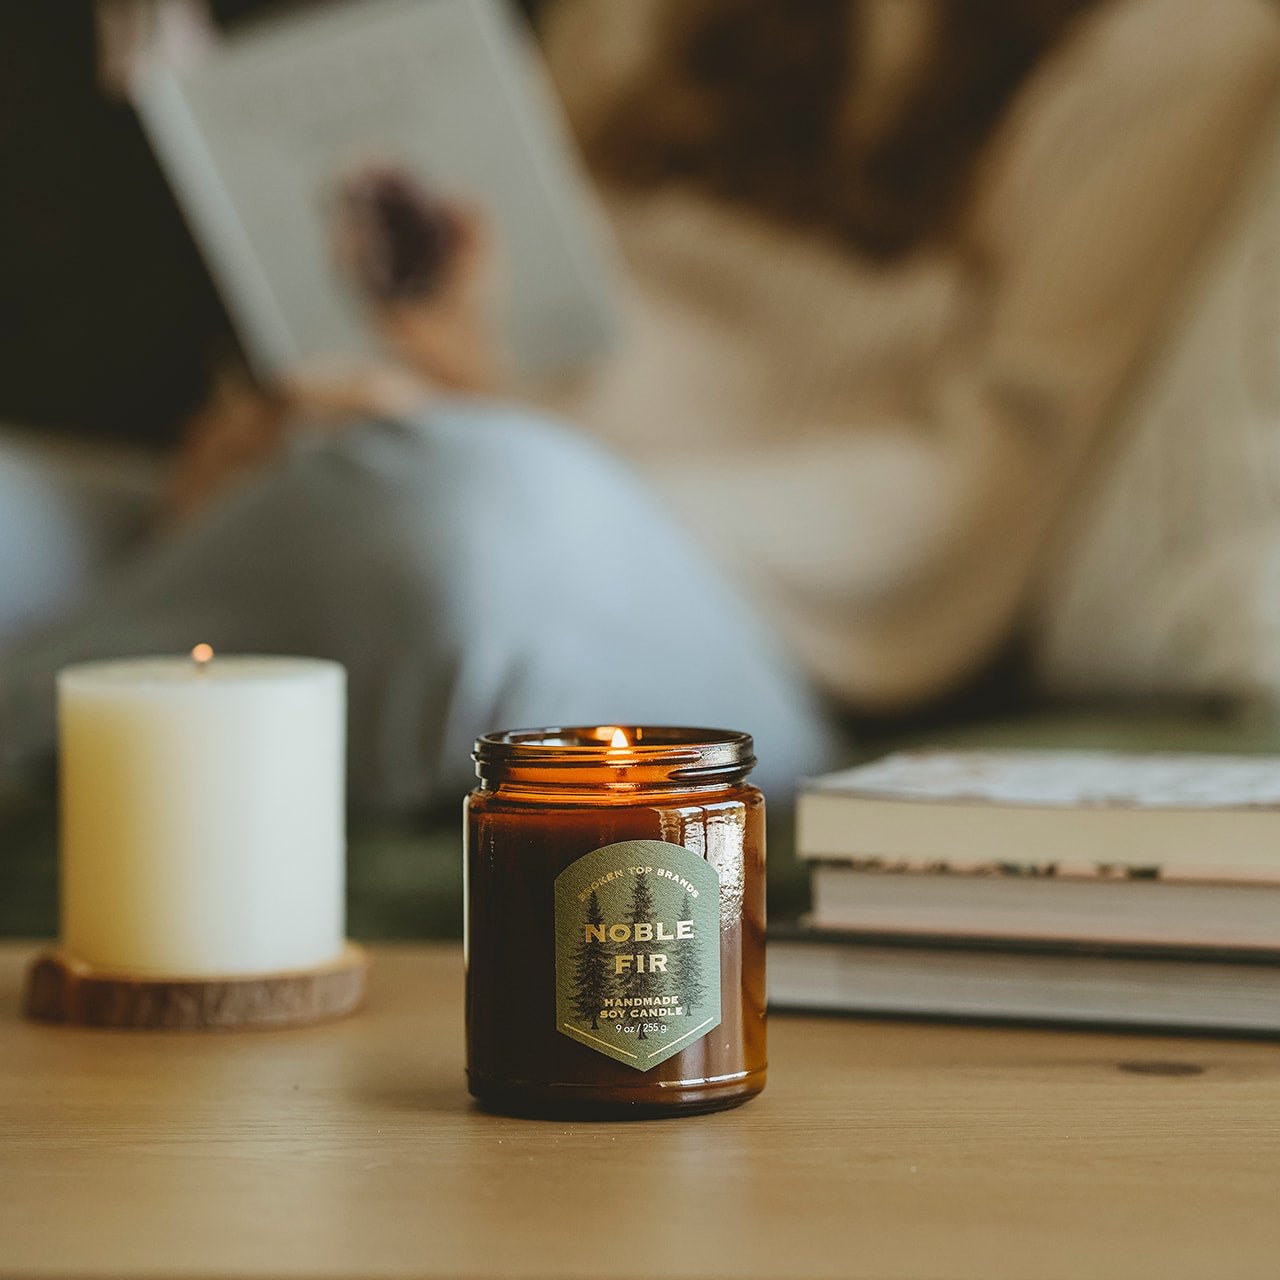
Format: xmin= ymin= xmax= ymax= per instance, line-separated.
xmin=191 ymin=643 xmax=215 ymax=673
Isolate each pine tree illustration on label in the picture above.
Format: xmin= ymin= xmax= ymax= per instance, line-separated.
xmin=554 ymin=840 xmax=722 ymax=1070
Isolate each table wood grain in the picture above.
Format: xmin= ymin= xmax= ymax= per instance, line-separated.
xmin=1 ymin=942 xmax=1277 ymax=1280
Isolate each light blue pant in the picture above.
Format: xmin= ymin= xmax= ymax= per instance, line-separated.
xmin=0 ymin=404 xmax=842 ymax=809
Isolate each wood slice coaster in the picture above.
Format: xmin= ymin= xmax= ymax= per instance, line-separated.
xmin=22 ymin=943 xmax=369 ymax=1030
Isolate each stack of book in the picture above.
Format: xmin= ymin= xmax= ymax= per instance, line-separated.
xmin=769 ymin=750 xmax=1280 ymax=1035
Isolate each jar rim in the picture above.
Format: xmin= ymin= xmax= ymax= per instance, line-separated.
xmin=473 ymin=725 xmax=756 ymax=788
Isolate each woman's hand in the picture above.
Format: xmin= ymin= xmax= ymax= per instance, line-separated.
xmin=167 ymin=166 xmax=501 ymax=525
xmin=165 ymin=379 xmax=289 ymax=525
xmin=165 ymin=360 xmax=433 ymax=525
xmin=331 ymin=164 xmax=503 ymax=393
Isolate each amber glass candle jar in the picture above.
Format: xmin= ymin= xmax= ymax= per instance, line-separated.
xmin=465 ymin=726 xmax=766 ymax=1117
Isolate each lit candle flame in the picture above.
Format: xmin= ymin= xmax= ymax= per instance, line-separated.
xmin=192 ymin=643 xmax=214 ymax=670
xmin=609 ymin=727 xmax=629 ymax=749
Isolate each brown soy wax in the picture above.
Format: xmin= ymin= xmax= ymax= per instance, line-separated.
xmin=465 ymin=726 xmax=766 ymax=1117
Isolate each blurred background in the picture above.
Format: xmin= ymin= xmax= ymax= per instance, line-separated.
xmin=5 ymin=0 xmax=1280 ymax=938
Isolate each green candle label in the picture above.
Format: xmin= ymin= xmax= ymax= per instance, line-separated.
xmin=554 ymin=839 xmax=722 ymax=1071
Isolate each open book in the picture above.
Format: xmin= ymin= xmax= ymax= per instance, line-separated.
xmin=132 ymin=0 xmax=618 ymax=379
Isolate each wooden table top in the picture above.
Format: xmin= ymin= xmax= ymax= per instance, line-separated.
xmin=1 ymin=941 xmax=1277 ymax=1280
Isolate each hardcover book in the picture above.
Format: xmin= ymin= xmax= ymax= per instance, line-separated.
xmin=768 ymin=929 xmax=1280 ymax=1037
xmin=806 ymin=861 xmax=1280 ymax=947
xmin=798 ymin=749 xmax=1280 ymax=882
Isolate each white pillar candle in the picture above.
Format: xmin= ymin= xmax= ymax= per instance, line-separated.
xmin=58 ymin=653 xmax=346 ymax=976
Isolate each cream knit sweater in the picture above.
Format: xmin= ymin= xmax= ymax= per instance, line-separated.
xmin=1035 ymin=86 xmax=1280 ymax=701
xmin=533 ymin=0 xmax=1280 ymax=711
